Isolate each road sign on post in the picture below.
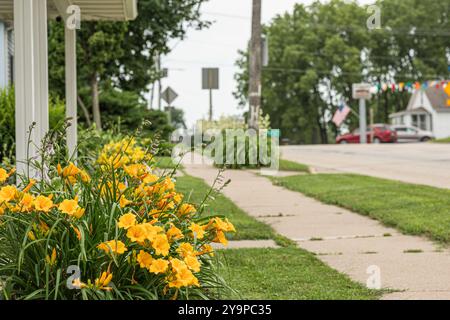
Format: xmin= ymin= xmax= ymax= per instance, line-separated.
xmin=161 ymin=87 xmax=178 ymax=106
xmin=353 ymin=83 xmax=372 ymax=144
xmin=202 ymin=68 xmax=219 ymax=121
xmin=161 ymin=87 xmax=178 ymax=126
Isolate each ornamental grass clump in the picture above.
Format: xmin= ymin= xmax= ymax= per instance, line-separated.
xmin=0 ymin=135 xmax=235 ymax=300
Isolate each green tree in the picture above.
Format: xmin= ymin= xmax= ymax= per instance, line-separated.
xmin=234 ymin=0 xmax=450 ymax=144
xmin=235 ymin=0 xmax=368 ymax=144
xmin=48 ymin=0 xmax=209 ymax=131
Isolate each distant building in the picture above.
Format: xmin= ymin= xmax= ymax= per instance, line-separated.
xmin=390 ymin=85 xmax=450 ymax=139
xmin=0 ymin=20 xmax=13 ymax=88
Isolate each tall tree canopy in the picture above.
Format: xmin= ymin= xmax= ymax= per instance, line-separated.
xmin=234 ymin=0 xmax=450 ymax=144
xmin=48 ymin=0 xmax=209 ymax=130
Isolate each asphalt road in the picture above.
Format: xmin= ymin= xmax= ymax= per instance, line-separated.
xmin=281 ymin=143 xmax=450 ymax=189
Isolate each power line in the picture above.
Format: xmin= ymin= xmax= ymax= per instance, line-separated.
xmin=202 ymin=11 xmax=250 ymax=20
xmin=202 ymin=11 xmax=450 ymax=37
xmin=163 ymin=58 xmax=235 ymax=68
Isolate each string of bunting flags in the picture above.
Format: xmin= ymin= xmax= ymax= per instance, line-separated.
xmin=333 ymin=80 xmax=450 ymax=127
xmin=370 ymin=80 xmax=450 ymax=94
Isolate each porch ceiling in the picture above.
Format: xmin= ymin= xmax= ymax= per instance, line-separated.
xmin=0 ymin=0 xmax=138 ymax=21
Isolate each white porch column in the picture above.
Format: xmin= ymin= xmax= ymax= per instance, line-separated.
xmin=0 ymin=22 xmax=6 ymax=88
xmin=14 ymin=0 xmax=49 ymax=177
xmin=65 ymin=27 xmax=77 ymax=159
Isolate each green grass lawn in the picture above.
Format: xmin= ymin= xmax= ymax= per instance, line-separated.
xmin=177 ymin=174 xmax=382 ymax=299
xmin=154 ymin=156 xmax=183 ymax=169
xmin=274 ymin=173 xmax=450 ymax=243
xmin=279 ymin=159 xmax=310 ymax=173
xmin=219 ymin=248 xmax=381 ymax=300
xmin=176 ymin=174 xmax=292 ymax=244
xmin=433 ymin=137 xmax=450 ymax=143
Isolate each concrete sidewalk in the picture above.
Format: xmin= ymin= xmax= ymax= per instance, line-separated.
xmin=182 ymin=157 xmax=450 ymax=300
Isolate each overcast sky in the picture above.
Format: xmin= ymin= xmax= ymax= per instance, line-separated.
xmin=159 ymin=0 xmax=373 ymax=127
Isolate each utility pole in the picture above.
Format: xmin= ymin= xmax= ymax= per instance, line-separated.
xmin=209 ymin=88 xmax=213 ymax=121
xmin=248 ymin=0 xmax=262 ymax=130
xmin=149 ymin=82 xmax=155 ymax=109
xmin=157 ymin=53 xmax=162 ymax=111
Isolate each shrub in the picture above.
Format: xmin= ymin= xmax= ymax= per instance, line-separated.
xmin=0 ymin=87 xmax=15 ymax=164
xmin=0 ymin=86 xmax=65 ymax=165
xmin=99 ymin=89 xmax=173 ymax=138
xmin=210 ymin=130 xmax=275 ymax=170
xmin=0 ymin=132 xmax=235 ymax=300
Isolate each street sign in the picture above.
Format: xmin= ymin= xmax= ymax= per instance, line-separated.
xmin=161 ymin=87 xmax=178 ymax=105
xmin=352 ymin=83 xmax=371 ymax=144
xmin=352 ymin=83 xmax=372 ymax=100
xmin=202 ymin=68 xmax=219 ymax=90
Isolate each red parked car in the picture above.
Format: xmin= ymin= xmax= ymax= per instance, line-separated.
xmin=336 ymin=124 xmax=398 ymax=144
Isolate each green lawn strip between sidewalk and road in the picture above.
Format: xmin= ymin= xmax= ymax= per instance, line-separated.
xmin=177 ymin=174 xmax=382 ymax=299
xmin=273 ymin=173 xmax=450 ymax=243
xmin=218 ymin=247 xmax=382 ymax=300
xmin=176 ymin=174 xmax=293 ymax=246
xmin=278 ymin=159 xmax=310 ymax=173
xmin=433 ymin=137 xmax=450 ymax=143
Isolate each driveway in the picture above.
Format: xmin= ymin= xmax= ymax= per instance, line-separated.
xmin=281 ymin=143 xmax=450 ymax=189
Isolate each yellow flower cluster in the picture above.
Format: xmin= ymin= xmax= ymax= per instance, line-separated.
xmin=97 ymin=139 xmax=151 ymax=169
xmin=0 ymin=178 xmax=85 ymax=220
xmin=0 ymin=137 xmax=235 ymax=298
xmin=57 ymin=162 xmax=90 ymax=184
xmin=92 ymin=138 xmax=236 ymax=291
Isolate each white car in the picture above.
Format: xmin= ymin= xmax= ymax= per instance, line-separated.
xmin=391 ymin=125 xmax=434 ymax=143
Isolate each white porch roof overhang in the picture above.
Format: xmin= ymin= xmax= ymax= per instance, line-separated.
xmin=0 ymin=0 xmax=138 ymax=179
xmin=0 ymin=0 xmax=138 ymax=21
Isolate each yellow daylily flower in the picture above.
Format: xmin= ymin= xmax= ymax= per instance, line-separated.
xmin=117 ymin=213 xmax=137 ymax=230
xmin=22 ymin=179 xmax=36 ymax=193
xmin=18 ymin=193 xmax=34 ymax=212
xmin=0 ymin=168 xmax=8 ymax=183
xmin=177 ymin=203 xmax=196 ymax=217
xmin=184 ymin=256 xmax=201 ymax=273
xmin=58 ymin=199 xmax=78 ymax=216
xmin=127 ymin=224 xmax=148 ymax=243
xmin=151 ymin=234 xmax=170 ymax=256
xmin=45 ymin=248 xmax=57 ymax=266
xmin=167 ymin=224 xmax=184 ymax=241
xmin=71 ymin=225 xmax=82 ymax=240
xmin=177 ymin=242 xmax=195 ymax=258
xmin=119 ymin=195 xmax=132 ymax=208
xmin=149 ymin=259 xmax=169 ymax=274
xmin=169 ymin=267 xmax=199 ymax=288
xmin=0 ymin=185 xmax=17 ymax=203
xmin=137 ymin=250 xmax=153 ymax=269
xmin=189 ymin=223 xmax=206 ymax=240
xmin=33 ymin=195 xmax=54 ymax=213
xmin=213 ymin=230 xmax=228 ymax=246
xmin=94 ymin=271 xmax=113 ymax=290
xmin=97 ymin=240 xmax=127 ymax=255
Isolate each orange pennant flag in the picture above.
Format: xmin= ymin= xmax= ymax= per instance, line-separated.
xmin=445 ymin=83 xmax=450 ymax=107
